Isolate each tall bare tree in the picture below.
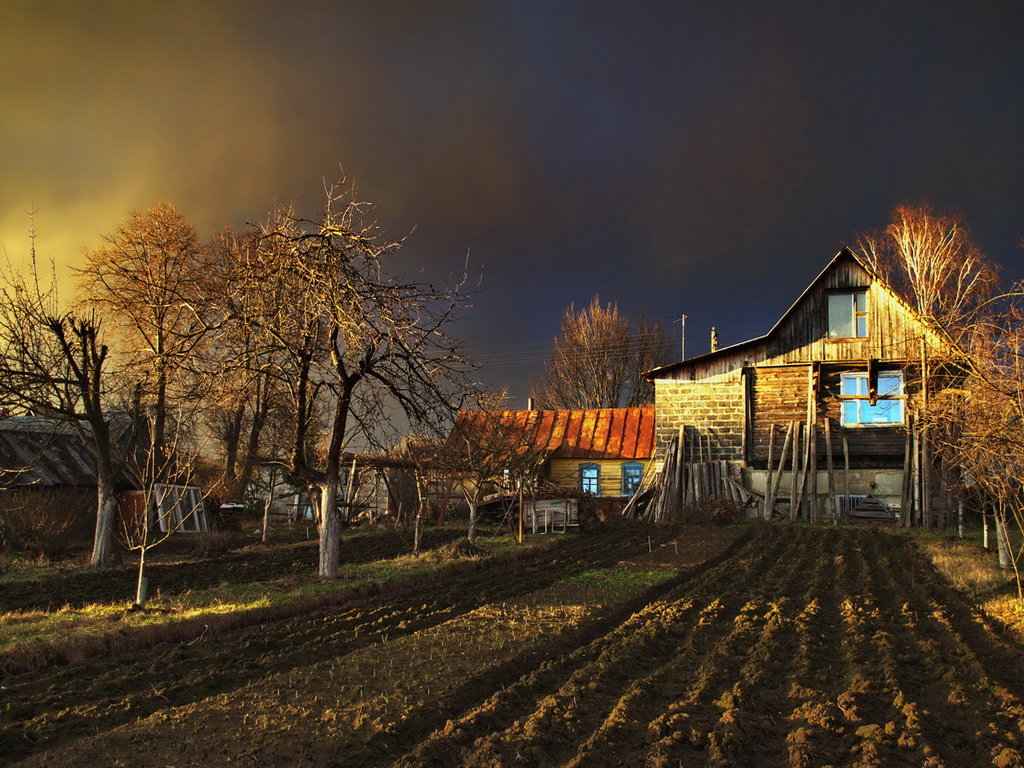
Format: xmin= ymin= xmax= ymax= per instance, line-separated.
xmin=78 ymin=204 xmax=214 ymax=456
xmin=0 ymin=254 xmax=119 ymax=566
xmin=858 ymin=204 xmax=999 ymax=335
xmin=533 ymin=296 xmax=670 ymax=409
xmin=201 ymin=229 xmax=289 ymax=501
xmin=231 ymin=181 xmax=472 ymax=578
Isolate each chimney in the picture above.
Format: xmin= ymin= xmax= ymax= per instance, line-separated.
xmin=710 ymin=326 xmax=718 ymax=353
xmin=527 ymin=396 xmax=536 ymax=411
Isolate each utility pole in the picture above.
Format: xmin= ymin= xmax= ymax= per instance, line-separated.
xmin=680 ymin=314 xmax=687 ymax=360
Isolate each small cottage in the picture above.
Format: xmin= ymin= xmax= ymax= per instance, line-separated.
xmin=647 ymin=248 xmax=953 ymax=524
xmin=449 ymin=406 xmax=656 ymax=500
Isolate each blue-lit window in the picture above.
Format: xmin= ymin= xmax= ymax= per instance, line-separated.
xmin=828 ymin=291 xmax=868 ymax=339
xmin=580 ymin=463 xmax=600 ymax=496
xmin=840 ymin=371 xmax=904 ymax=425
xmin=621 ymin=462 xmax=643 ymax=497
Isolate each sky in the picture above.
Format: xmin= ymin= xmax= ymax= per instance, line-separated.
xmin=2 ymin=1 xmax=1023 ymax=402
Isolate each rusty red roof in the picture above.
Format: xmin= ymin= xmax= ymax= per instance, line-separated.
xmin=449 ymin=407 xmax=655 ymax=460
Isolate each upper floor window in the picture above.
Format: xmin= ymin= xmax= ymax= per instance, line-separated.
xmin=621 ymin=462 xmax=643 ymax=497
xmin=828 ymin=290 xmax=868 ymax=339
xmin=580 ymin=463 xmax=600 ymax=496
xmin=840 ymin=371 xmax=904 ymax=426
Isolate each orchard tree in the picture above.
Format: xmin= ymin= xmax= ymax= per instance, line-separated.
xmin=0 ymin=253 xmax=119 ymax=566
xmin=78 ymin=204 xmax=214 ymax=456
xmin=533 ymin=296 xmax=670 ymax=409
xmin=231 ymin=181 xmax=472 ymax=578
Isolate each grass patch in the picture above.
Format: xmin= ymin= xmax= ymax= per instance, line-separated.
xmin=0 ymin=533 xmax=533 ymax=661
xmin=910 ymin=528 xmax=1024 ymax=639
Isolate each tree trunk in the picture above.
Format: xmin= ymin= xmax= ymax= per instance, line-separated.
xmin=90 ymin=430 xmax=118 ymax=568
xmin=467 ymin=498 xmax=478 ymax=544
xmin=996 ymin=504 xmax=1011 ymax=570
xmin=135 ymin=544 xmax=149 ymax=607
xmin=317 ymin=476 xmax=341 ymax=579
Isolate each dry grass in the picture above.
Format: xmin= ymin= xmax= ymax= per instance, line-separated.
xmin=911 ymin=528 xmax=1024 ymax=639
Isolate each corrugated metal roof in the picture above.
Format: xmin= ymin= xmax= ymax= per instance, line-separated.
xmin=0 ymin=415 xmax=138 ymax=488
xmin=450 ymin=407 xmax=655 ymax=460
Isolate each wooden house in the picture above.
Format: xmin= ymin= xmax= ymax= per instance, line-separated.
xmin=0 ymin=415 xmax=209 ymax=548
xmin=647 ymin=248 xmax=953 ymax=523
xmin=448 ymin=407 xmax=656 ymax=500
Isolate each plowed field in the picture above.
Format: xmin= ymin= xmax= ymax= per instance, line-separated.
xmin=7 ymin=525 xmax=1024 ymax=767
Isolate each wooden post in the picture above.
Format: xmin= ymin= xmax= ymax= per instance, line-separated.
xmin=678 ymin=428 xmax=688 ymax=507
xmin=842 ymin=432 xmax=850 ymax=521
xmin=824 ymin=417 xmax=836 ymax=525
xmin=768 ymin=421 xmax=793 ymax=520
xmin=764 ymin=423 xmax=776 ymax=521
xmin=804 ymin=364 xmax=817 ymax=523
xmin=673 ymin=427 xmax=685 ymax=516
xmin=790 ymin=420 xmax=801 ymax=522
xmin=901 ymin=414 xmax=913 ymax=528
xmin=920 ymin=339 xmax=932 ymax=529
xmin=911 ymin=422 xmax=921 ymax=527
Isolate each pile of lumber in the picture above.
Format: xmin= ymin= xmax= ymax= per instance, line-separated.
xmin=645 ymin=428 xmax=748 ymax=522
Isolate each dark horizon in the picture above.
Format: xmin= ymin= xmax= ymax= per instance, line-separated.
xmin=3 ymin=1 xmax=1022 ymax=402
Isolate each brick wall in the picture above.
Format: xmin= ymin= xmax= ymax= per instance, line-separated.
xmin=654 ymin=372 xmax=745 ymax=462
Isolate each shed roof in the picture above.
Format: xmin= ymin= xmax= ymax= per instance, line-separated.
xmin=0 ymin=414 xmax=137 ymax=488
xmin=450 ymin=407 xmax=655 ymax=461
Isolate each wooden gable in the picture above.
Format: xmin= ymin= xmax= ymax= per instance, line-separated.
xmin=649 ymin=249 xmax=950 ymax=381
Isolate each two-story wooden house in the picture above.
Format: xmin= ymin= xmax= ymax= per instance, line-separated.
xmin=647 ymin=248 xmax=952 ymax=524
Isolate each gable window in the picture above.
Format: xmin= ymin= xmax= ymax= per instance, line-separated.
xmin=840 ymin=371 xmax=904 ymax=425
xmin=579 ymin=463 xmax=600 ymax=496
xmin=828 ymin=290 xmax=868 ymax=339
xmin=621 ymin=462 xmax=643 ymax=497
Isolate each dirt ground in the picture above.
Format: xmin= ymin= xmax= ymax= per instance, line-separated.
xmin=7 ymin=524 xmax=1024 ymax=767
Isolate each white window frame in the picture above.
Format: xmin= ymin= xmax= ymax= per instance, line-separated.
xmin=828 ymin=290 xmax=869 ymax=339
xmin=839 ymin=370 xmax=905 ymax=426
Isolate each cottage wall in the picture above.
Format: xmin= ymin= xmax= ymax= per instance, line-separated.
xmin=546 ymin=457 xmax=652 ymax=498
xmin=654 ymin=371 xmax=745 ymax=462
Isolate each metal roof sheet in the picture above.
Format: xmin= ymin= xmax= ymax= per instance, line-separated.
xmin=449 ymin=407 xmax=656 ymax=460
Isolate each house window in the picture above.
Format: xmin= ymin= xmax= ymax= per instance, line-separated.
xmin=840 ymin=371 xmax=904 ymax=425
xmin=828 ymin=291 xmax=868 ymax=339
xmin=621 ymin=462 xmax=643 ymax=497
xmin=579 ymin=463 xmax=600 ymax=496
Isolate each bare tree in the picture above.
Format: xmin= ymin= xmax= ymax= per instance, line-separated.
xmin=533 ymin=296 xmax=671 ymax=409
xmin=201 ymin=229 xmax=289 ymax=501
xmin=929 ymin=315 xmax=1024 ymax=595
xmin=440 ymin=393 xmax=548 ymax=544
xmin=119 ymin=406 xmax=207 ymax=606
xmin=858 ymin=204 xmax=999 ymax=335
xmin=0 ymin=254 xmax=119 ymax=566
xmin=230 ymin=181 xmax=472 ymax=578
xmin=78 ymin=204 xmax=214 ymax=456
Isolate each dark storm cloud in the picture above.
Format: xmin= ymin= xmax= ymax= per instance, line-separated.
xmin=2 ymin=1 xmax=1023 ymax=398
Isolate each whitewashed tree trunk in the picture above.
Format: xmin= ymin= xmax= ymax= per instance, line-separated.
xmin=318 ymin=478 xmax=340 ymax=579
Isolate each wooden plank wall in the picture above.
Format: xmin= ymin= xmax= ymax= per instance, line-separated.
xmin=659 ymin=255 xmax=950 ymax=382
xmin=749 ymin=363 xmax=919 ymax=468
xmin=547 ymin=457 xmax=652 ymax=498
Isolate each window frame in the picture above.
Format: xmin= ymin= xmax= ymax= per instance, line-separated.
xmin=579 ymin=463 xmax=600 ymax=496
xmin=621 ymin=462 xmax=643 ymax=497
xmin=838 ymin=370 xmax=905 ymax=427
xmin=827 ymin=289 xmax=869 ymax=340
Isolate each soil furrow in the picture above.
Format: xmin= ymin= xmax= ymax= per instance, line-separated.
xmin=0 ymin=525 xmax=689 ymax=764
